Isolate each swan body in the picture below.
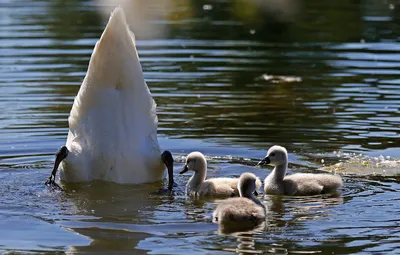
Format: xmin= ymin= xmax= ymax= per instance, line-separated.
xmin=52 ymin=7 xmax=168 ymax=184
xmin=258 ymin=145 xmax=343 ymax=196
xmin=180 ymin=152 xmax=262 ymax=197
xmin=213 ymin=172 xmax=266 ymax=223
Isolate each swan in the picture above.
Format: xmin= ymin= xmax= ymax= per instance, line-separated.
xmin=212 ymin=172 xmax=266 ymax=224
xmin=257 ymin=145 xmax=343 ymax=196
xmin=180 ymin=152 xmax=262 ymax=197
xmin=44 ymin=7 xmax=174 ymax=191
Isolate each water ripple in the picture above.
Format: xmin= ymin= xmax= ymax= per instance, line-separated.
xmin=0 ymin=0 xmax=399 ymax=254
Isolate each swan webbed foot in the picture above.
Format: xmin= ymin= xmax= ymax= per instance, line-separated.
xmin=45 ymin=146 xmax=68 ymax=190
xmin=161 ymin=150 xmax=175 ymax=191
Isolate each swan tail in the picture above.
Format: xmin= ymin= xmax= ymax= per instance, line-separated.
xmin=69 ymin=6 xmax=157 ymax=132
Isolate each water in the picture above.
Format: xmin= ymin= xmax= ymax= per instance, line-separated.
xmin=0 ymin=0 xmax=399 ymax=254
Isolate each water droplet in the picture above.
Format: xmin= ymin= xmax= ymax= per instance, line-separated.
xmin=249 ymin=29 xmax=256 ymax=35
xmin=360 ymin=39 xmax=366 ymax=43
xmin=321 ymin=159 xmax=325 ymax=164
xmin=389 ymin=4 xmax=395 ymax=10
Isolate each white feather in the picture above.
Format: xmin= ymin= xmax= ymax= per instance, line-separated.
xmin=59 ymin=7 xmax=165 ymax=183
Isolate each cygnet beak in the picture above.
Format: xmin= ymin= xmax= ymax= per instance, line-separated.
xmin=180 ymin=164 xmax=189 ymax=174
xmin=256 ymin=156 xmax=270 ymax=166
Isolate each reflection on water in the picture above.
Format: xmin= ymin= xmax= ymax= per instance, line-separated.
xmin=0 ymin=0 xmax=400 ymax=254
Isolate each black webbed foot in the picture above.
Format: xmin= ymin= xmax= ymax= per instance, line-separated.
xmin=45 ymin=146 xmax=68 ymax=191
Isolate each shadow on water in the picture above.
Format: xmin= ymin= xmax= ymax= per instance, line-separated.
xmin=0 ymin=0 xmax=400 ymax=254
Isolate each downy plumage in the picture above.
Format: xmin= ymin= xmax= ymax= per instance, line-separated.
xmin=258 ymin=145 xmax=343 ymax=196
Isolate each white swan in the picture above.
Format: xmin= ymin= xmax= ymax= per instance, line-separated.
xmin=213 ymin=172 xmax=266 ymax=224
xmin=180 ymin=152 xmax=262 ymax=197
xmin=257 ymin=145 xmax=343 ymax=196
xmin=45 ymin=7 xmax=174 ymax=190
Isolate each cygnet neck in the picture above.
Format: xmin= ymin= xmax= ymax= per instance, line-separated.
xmin=245 ymin=192 xmax=264 ymax=208
xmin=240 ymin=189 xmax=253 ymax=199
xmin=189 ymin=160 xmax=207 ymax=188
xmin=240 ymin=186 xmax=264 ymax=207
xmin=271 ymin=155 xmax=288 ymax=181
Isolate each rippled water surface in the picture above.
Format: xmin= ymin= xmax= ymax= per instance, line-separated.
xmin=1 ymin=0 xmax=400 ymax=254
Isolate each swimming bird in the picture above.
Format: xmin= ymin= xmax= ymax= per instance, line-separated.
xmin=212 ymin=172 xmax=266 ymax=224
xmin=180 ymin=152 xmax=262 ymax=197
xmin=44 ymin=7 xmax=174 ymax=191
xmin=257 ymin=145 xmax=343 ymax=196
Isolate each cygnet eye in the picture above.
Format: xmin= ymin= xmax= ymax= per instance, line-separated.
xmin=271 ymin=153 xmax=275 ymax=156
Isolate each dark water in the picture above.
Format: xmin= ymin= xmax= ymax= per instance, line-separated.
xmin=1 ymin=0 xmax=400 ymax=254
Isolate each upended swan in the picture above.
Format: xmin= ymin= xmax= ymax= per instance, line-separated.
xmin=213 ymin=172 xmax=266 ymax=224
xmin=257 ymin=145 xmax=343 ymax=196
xmin=44 ymin=7 xmax=174 ymax=190
xmin=180 ymin=152 xmax=262 ymax=197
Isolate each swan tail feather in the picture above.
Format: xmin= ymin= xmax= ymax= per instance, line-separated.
xmin=69 ymin=6 xmax=157 ymax=133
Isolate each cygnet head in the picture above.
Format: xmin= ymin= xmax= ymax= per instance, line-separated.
xmin=180 ymin=151 xmax=207 ymax=175
xmin=238 ymin=172 xmax=257 ymax=198
xmin=257 ymin=145 xmax=288 ymax=167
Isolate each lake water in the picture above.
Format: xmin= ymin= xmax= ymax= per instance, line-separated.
xmin=0 ymin=0 xmax=399 ymax=254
